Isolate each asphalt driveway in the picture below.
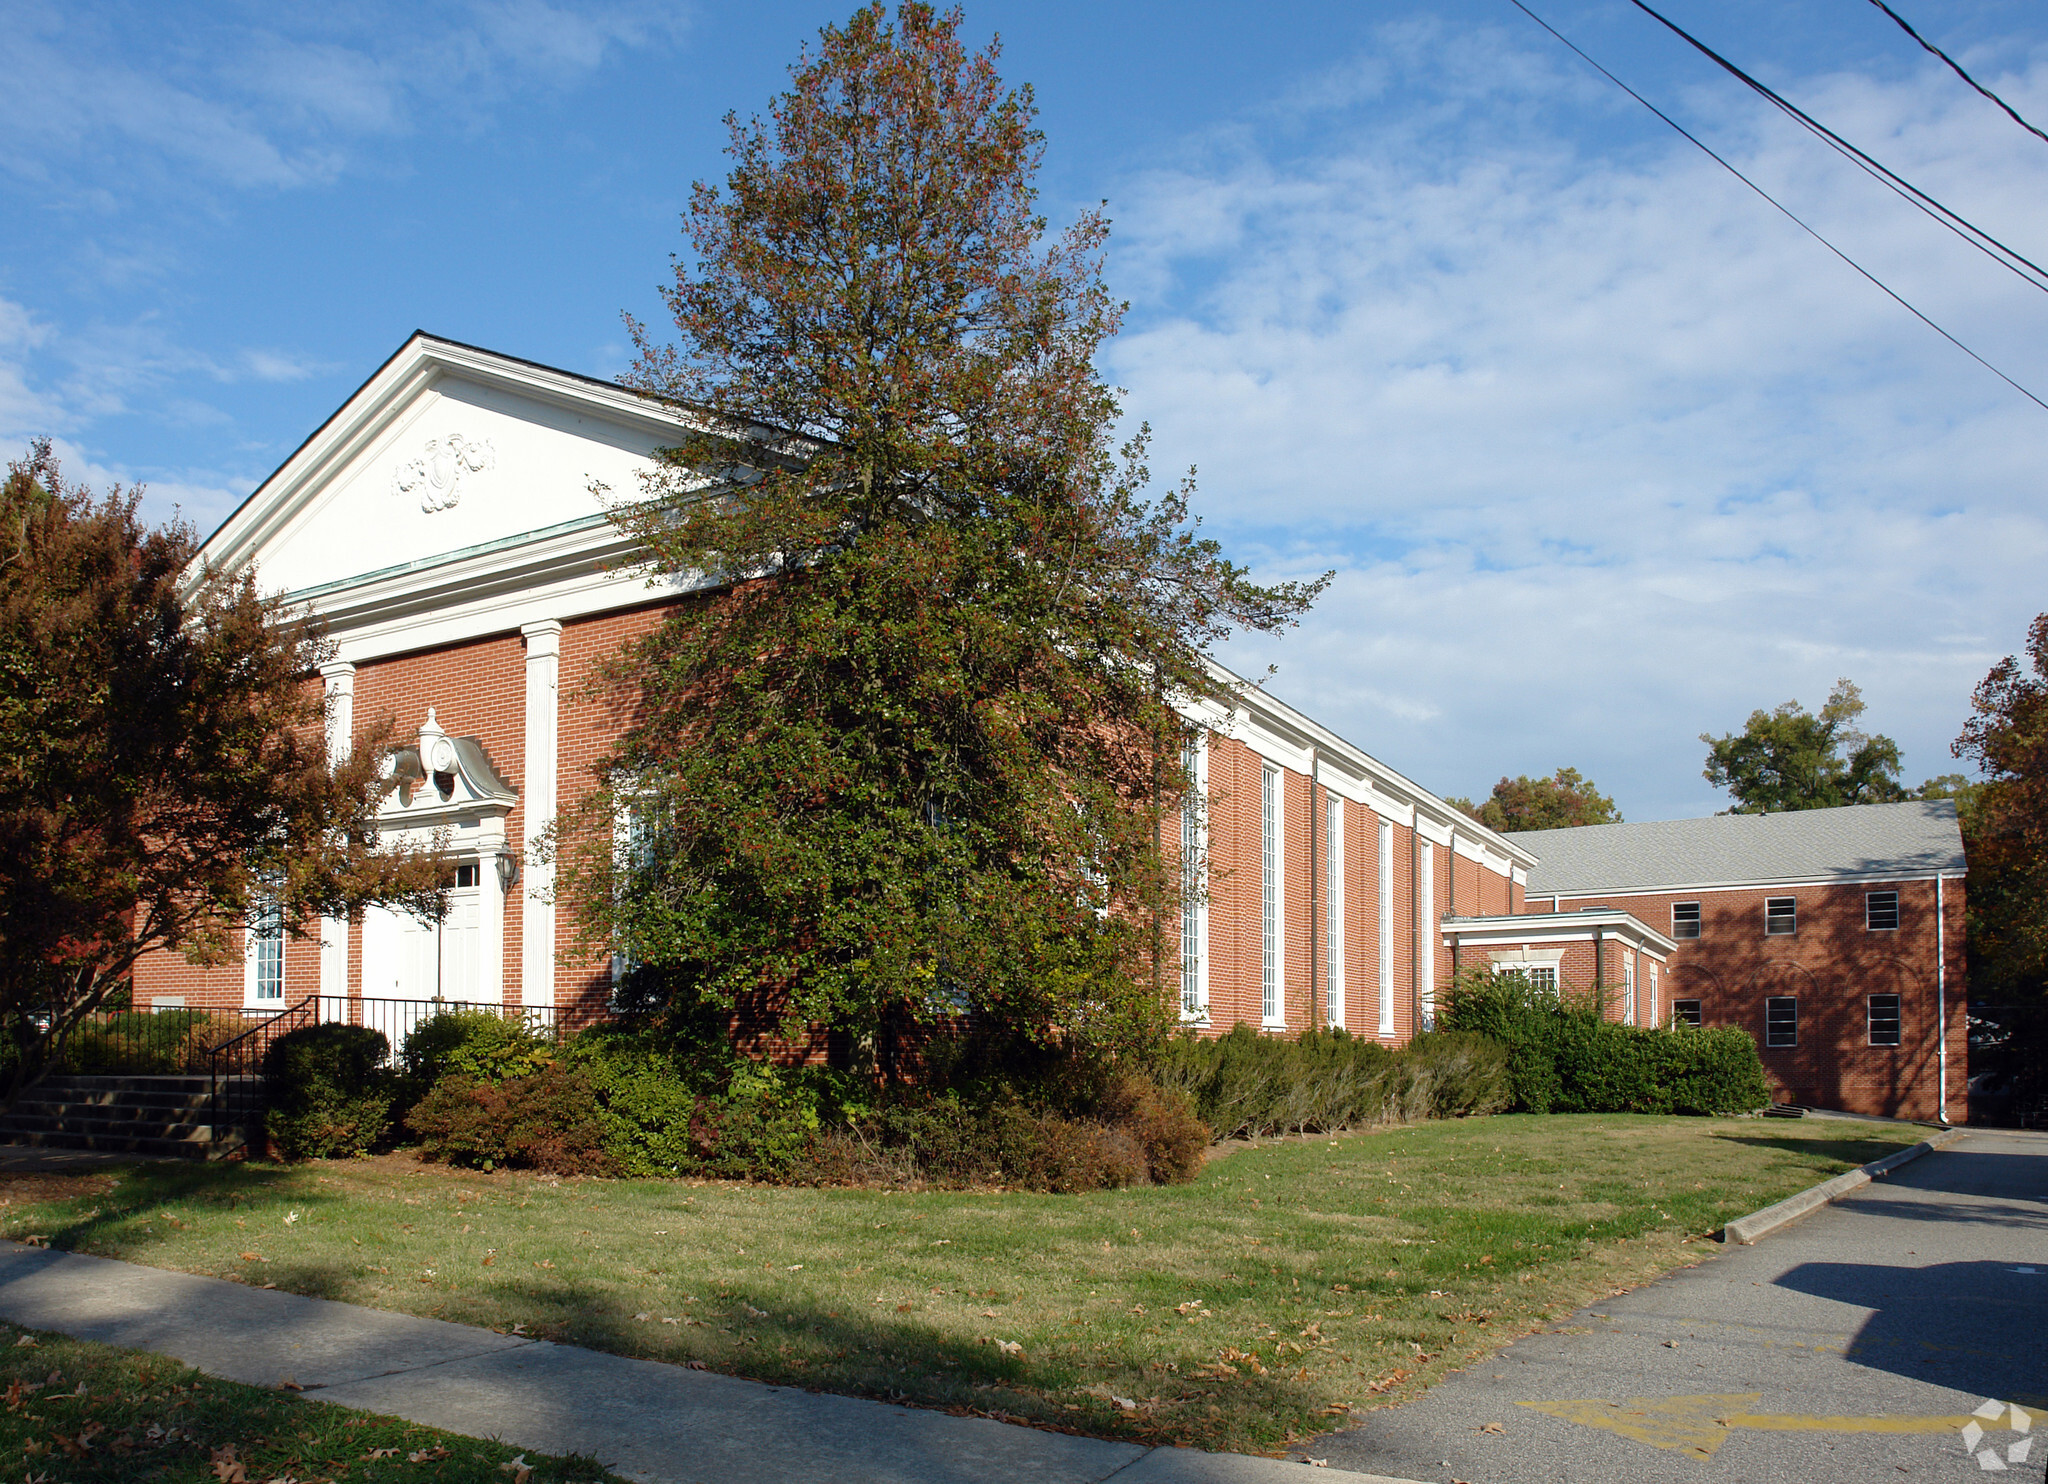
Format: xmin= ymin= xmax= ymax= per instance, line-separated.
xmin=1308 ymin=1126 xmax=2048 ymax=1484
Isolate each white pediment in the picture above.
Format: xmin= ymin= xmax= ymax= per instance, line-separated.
xmin=198 ymin=334 xmax=696 ymax=611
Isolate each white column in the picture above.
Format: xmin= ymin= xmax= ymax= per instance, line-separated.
xmin=478 ymin=813 xmax=508 ymax=1005
xmin=319 ymin=662 xmax=355 ymax=1012
xmin=520 ymin=621 xmax=562 ymax=1008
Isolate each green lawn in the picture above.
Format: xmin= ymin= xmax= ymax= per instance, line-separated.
xmin=0 ymin=1323 xmax=616 ymax=1484
xmin=0 ymin=1114 xmax=1923 ymax=1456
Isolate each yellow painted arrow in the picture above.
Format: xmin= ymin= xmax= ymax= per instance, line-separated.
xmin=1517 ymin=1393 xmax=1985 ymax=1460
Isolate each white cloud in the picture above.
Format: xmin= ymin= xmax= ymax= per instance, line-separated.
xmin=0 ymin=1 xmax=692 ymax=198
xmin=1110 ymin=21 xmax=2048 ymax=819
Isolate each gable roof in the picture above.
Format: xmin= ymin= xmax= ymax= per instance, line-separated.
xmin=1510 ymin=800 xmax=1966 ymax=896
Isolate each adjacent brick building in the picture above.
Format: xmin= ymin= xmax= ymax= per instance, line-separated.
xmin=1494 ymin=804 xmax=1969 ymax=1121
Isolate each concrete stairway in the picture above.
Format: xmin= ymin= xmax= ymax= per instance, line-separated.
xmin=0 ymin=1075 xmax=263 ymax=1159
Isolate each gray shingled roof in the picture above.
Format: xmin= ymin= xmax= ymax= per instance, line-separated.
xmin=1509 ymin=800 xmax=1966 ymax=896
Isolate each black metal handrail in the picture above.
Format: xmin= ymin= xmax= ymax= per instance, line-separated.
xmin=208 ymin=992 xmax=321 ymax=1149
xmin=204 ymin=994 xmax=561 ymax=1153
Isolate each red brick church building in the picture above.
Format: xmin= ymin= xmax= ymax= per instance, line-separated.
xmin=129 ymin=333 xmax=1966 ymax=1123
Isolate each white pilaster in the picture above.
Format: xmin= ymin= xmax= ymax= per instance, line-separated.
xmin=319 ymin=662 xmax=355 ymax=1008
xmin=520 ymin=621 xmax=562 ymax=1008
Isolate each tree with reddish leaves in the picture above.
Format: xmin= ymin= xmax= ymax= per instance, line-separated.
xmin=571 ymin=4 xmax=1321 ymax=1079
xmin=1955 ymin=612 xmax=2048 ymax=999
xmin=0 ymin=442 xmax=447 ymax=1107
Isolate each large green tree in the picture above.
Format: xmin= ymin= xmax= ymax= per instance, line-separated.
xmin=569 ymin=4 xmax=1320 ymax=1078
xmin=1449 ymin=767 xmax=1621 ymax=833
xmin=0 ymin=442 xmax=446 ymax=1106
xmin=1701 ymin=678 xmax=1908 ymax=813
xmin=1954 ymin=613 xmax=2048 ymax=1000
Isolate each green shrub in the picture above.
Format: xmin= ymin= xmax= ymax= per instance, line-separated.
xmin=407 ymin=1068 xmax=617 ymax=1176
xmin=1438 ymin=970 xmax=1770 ymax=1116
xmin=1151 ymin=1023 xmax=1491 ymax=1139
xmin=59 ymin=1010 xmax=269 ymax=1076
xmin=263 ymin=1024 xmax=395 ymax=1160
xmin=399 ymin=1011 xmax=554 ymax=1099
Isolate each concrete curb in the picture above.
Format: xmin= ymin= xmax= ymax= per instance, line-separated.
xmin=1722 ymin=1126 xmax=1968 ymax=1245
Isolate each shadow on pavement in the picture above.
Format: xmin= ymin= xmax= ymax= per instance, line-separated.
xmin=1773 ymin=1259 xmax=2048 ymax=1407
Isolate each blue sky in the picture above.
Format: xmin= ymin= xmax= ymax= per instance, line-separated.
xmin=6 ymin=0 xmax=2046 ymax=820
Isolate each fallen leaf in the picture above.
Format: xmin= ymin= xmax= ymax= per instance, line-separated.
xmin=1477 ymin=1422 xmax=1504 ymax=1434
xmin=499 ymin=1452 xmax=534 ymax=1484
xmin=211 ymin=1443 xmax=247 ymax=1482
xmin=13 ymin=1335 xmax=36 ymax=1348
xmin=238 ymin=1252 xmax=267 ymax=1263
xmin=279 ymin=1377 xmax=303 ymax=1392
xmin=994 ymin=1339 xmax=1023 ymax=1356
xmin=1111 ymin=1395 xmax=1137 ymax=1411
xmin=686 ymin=1360 xmax=708 ymax=1371
xmin=363 ymin=1448 xmax=399 ymax=1460
xmin=407 ymin=1446 xmax=450 ymax=1463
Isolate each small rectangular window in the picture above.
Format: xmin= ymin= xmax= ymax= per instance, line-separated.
xmin=1672 ymin=901 xmax=1701 ymax=939
xmin=1673 ymin=998 xmax=1702 ymax=1028
xmin=455 ymin=863 xmax=480 ymax=888
xmin=1765 ymin=897 xmax=1797 ymax=936
xmin=1766 ymin=996 xmax=1798 ymax=1047
xmin=1866 ymin=891 xmax=1900 ymax=931
xmin=1868 ymin=994 xmax=1902 ymax=1046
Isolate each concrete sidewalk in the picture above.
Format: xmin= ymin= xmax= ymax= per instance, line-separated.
xmin=0 ymin=1242 xmax=1422 ymax=1484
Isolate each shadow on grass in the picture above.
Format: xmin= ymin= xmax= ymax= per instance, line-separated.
xmin=14 ymin=1162 xmax=1338 ymax=1452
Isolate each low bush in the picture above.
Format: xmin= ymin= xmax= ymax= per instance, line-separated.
xmin=263 ymin=1024 xmax=396 ymax=1160
xmin=399 ymin=1011 xmax=555 ymax=1102
xmin=407 ymin=1067 xmax=617 ymax=1176
xmin=1151 ymin=1022 xmax=1509 ymax=1139
xmin=1438 ymin=970 xmax=1770 ymax=1115
xmin=59 ymin=1010 xmax=268 ymax=1076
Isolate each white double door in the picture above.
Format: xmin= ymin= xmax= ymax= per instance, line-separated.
xmin=360 ymin=887 xmax=482 ymax=1004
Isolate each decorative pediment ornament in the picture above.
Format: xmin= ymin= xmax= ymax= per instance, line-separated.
xmin=390 ymin=433 xmax=496 ymax=513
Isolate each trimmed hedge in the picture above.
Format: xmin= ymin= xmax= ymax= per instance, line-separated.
xmin=1150 ymin=1023 xmax=1512 ymax=1139
xmin=1438 ymin=971 xmax=1770 ymax=1115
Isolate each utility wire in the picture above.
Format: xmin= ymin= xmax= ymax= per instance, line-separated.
xmin=1627 ymin=0 xmax=2048 ymax=297
xmin=1504 ymin=0 xmax=2048 ymax=414
xmin=1865 ymin=0 xmax=2048 ymax=150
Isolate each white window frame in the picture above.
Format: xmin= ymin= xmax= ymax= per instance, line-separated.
xmin=1672 ymin=998 xmax=1703 ymax=1028
xmin=1623 ymin=955 xmax=1637 ymax=1025
xmin=1377 ymin=817 xmax=1395 ymax=1035
xmin=1325 ymin=794 xmax=1344 ymax=1028
xmin=1866 ymin=890 xmax=1900 ymax=931
xmin=1765 ymin=896 xmax=1797 ymax=936
xmin=1417 ymin=838 xmax=1435 ymax=1029
xmin=1867 ymin=993 xmax=1902 ymax=1047
xmin=243 ymin=894 xmax=286 ymax=1009
xmin=1260 ymin=764 xmax=1285 ymax=1027
xmin=1672 ymin=901 xmax=1701 ymax=940
xmin=1179 ymin=733 xmax=1210 ymax=1024
xmin=610 ymin=792 xmax=659 ymax=984
xmin=1647 ymin=962 xmax=1660 ymax=1027
xmin=1493 ymin=961 xmax=1560 ymax=995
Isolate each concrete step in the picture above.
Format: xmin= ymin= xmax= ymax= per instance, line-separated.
xmin=0 ymin=1126 xmax=244 ymax=1159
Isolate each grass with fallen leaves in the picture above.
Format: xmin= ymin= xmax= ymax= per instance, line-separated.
xmin=0 ymin=1114 xmax=1925 ymax=1455
xmin=0 ymin=1324 xmax=617 ymax=1484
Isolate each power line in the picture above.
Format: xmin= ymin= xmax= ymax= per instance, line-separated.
xmin=1503 ymin=0 xmax=2048 ymax=415
xmin=1865 ymin=0 xmax=2048 ymax=150
xmin=1627 ymin=0 xmax=2048 ymax=298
